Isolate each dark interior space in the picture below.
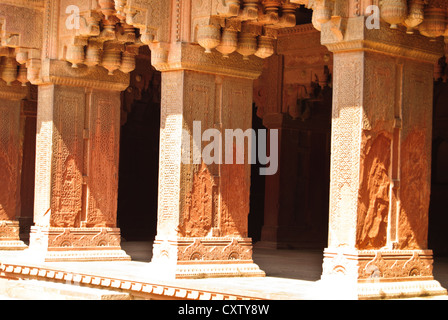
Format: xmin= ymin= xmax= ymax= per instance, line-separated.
xmin=248 ymin=104 xmax=267 ymax=243
xmin=429 ymin=80 xmax=448 ymax=257
xmin=117 ymin=48 xmax=161 ymax=241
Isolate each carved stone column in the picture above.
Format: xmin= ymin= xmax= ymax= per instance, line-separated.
xmin=27 ymin=61 xmax=130 ymax=261
xmin=319 ymin=18 xmax=447 ymax=299
xmin=149 ymin=43 xmax=266 ymax=278
xmin=0 ymin=84 xmax=28 ymax=250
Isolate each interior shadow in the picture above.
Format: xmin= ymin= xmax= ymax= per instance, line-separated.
xmin=117 ymin=47 xmax=161 ymax=242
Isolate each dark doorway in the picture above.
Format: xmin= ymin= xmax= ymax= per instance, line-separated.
xmin=248 ymin=104 xmax=267 ymax=243
xmin=429 ymin=80 xmax=448 ymax=257
xmin=117 ymin=47 xmax=161 ymax=241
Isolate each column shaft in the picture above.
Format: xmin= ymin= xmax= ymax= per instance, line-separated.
xmin=0 ymin=84 xmax=27 ymax=250
xmin=28 ymin=65 xmax=130 ymax=261
xmin=151 ymin=68 xmax=265 ymax=278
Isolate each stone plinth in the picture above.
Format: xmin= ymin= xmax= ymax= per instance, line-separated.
xmin=320 ymin=248 xmax=447 ymax=299
xmin=27 ymin=227 xmax=129 ymax=262
xmin=150 ymin=238 xmax=265 ymax=279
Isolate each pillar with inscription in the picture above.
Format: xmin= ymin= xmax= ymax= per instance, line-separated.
xmin=148 ymin=42 xmax=266 ymax=278
xmin=0 ymin=82 xmax=28 ymax=250
xmin=318 ymin=15 xmax=447 ymax=298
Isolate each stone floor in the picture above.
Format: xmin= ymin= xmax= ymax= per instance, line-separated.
xmin=1 ymin=241 xmax=448 ymax=300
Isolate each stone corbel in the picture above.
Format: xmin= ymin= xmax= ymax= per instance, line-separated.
xmin=120 ymin=44 xmax=139 ymax=74
xmin=310 ymin=0 xmax=334 ymax=31
xmin=25 ymin=50 xmax=42 ymax=85
xmin=260 ymin=0 xmax=282 ymax=25
xmin=148 ymin=42 xmax=170 ymax=71
xmin=123 ymin=0 xmax=170 ymax=45
xmin=240 ymin=0 xmax=261 ymax=21
xmin=217 ymin=0 xmax=241 ymax=18
xmin=0 ymin=47 xmax=42 ymax=86
xmin=328 ymin=16 xmax=346 ymax=42
xmin=77 ymin=11 xmax=102 ymax=38
xmin=276 ymin=1 xmax=298 ymax=28
xmin=66 ymin=36 xmax=89 ymax=69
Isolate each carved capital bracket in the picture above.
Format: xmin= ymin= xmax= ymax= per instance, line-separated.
xmin=150 ymin=41 xmax=264 ymax=80
xmin=38 ymin=59 xmax=130 ymax=91
xmin=321 ymin=17 xmax=444 ymax=63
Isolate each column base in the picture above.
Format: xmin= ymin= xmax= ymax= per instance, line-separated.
xmin=26 ymin=226 xmax=131 ymax=262
xmin=149 ymin=237 xmax=266 ymax=279
xmin=319 ymin=248 xmax=448 ymax=299
xmin=0 ymin=221 xmax=27 ymax=250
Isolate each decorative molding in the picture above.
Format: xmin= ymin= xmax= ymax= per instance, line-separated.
xmin=152 ymin=42 xmax=264 ymax=80
xmin=150 ymin=237 xmax=265 ymax=279
xmin=321 ymin=18 xmax=444 ymax=63
xmin=42 ymin=60 xmax=130 ymax=91
xmin=27 ymin=226 xmax=130 ymax=262
xmin=322 ymin=248 xmax=438 ymax=280
xmin=320 ymin=248 xmax=447 ymax=299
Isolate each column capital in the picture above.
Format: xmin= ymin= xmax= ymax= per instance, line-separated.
xmin=39 ymin=59 xmax=130 ymax=92
xmin=321 ymin=17 xmax=444 ymax=64
xmin=150 ymin=42 xmax=264 ymax=80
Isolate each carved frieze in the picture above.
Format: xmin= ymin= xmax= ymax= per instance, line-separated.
xmin=27 ymin=226 xmax=130 ymax=261
xmin=152 ymin=238 xmax=254 ymax=262
xmin=322 ymin=248 xmax=435 ymax=280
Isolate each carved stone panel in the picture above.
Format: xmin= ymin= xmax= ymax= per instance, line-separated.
xmin=49 ymin=86 xmax=85 ymax=228
xmin=86 ymin=90 xmax=121 ymax=228
xmin=0 ymin=100 xmax=21 ymax=221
